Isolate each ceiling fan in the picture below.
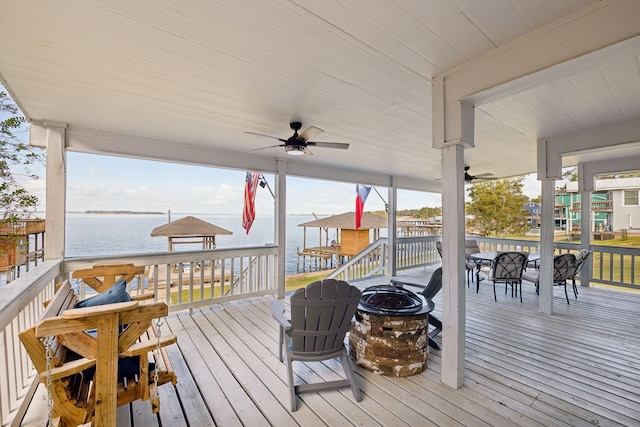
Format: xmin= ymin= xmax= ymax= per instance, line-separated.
xmin=246 ymin=122 xmax=349 ymax=156
xmin=464 ymin=166 xmax=495 ymax=183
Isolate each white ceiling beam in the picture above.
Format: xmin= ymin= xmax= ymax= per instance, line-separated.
xmin=63 ymin=126 xmax=278 ymax=174
xmin=434 ymin=0 xmax=640 ymax=145
xmin=544 ymin=118 xmax=640 ymax=158
xmin=61 ymin=125 xmax=438 ymax=193
xmin=579 ymin=155 xmax=640 ymax=191
xmin=536 ymin=118 xmax=640 ymax=180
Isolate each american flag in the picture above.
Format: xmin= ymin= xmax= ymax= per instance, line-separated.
xmin=242 ymin=172 xmax=261 ymax=234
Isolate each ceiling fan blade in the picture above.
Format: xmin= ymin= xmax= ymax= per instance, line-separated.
xmin=251 ymin=144 xmax=285 ymax=151
xmin=299 ymin=126 xmax=323 ymax=141
xmin=307 ymin=141 xmax=349 ymax=150
xmin=303 ymin=148 xmax=314 ymax=157
xmin=244 ymin=131 xmax=286 ymax=142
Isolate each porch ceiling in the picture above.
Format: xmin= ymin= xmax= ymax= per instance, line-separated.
xmin=1 ymin=1 xmax=640 ymax=190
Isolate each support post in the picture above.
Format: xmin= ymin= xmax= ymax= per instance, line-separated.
xmin=387 ymin=177 xmax=397 ymax=277
xmin=539 ymin=178 xmax=556 ymax=315
xmin=579 ymin=185 xmax=592 ymax=288
xmin=275 ymin=160 xmax=287 ymax=299
xmin=439 ymin=144 xmax=466 ymax=389
xmin=33 ymin=123 xmax=67 ymax=261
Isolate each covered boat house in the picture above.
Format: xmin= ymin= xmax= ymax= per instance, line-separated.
xmin=297 ymin=212 xmax=387 ymax=272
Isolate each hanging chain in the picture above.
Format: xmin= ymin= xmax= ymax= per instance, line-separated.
xmin=152 ymin=318 xmax=163 ymax=399
xmin=44 ymin=337 xmax=54 ymax=427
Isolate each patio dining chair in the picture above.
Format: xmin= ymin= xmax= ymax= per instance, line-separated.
xmin=270 ymin=279 xmax=362 ymax=411
xmin=437 ymin=240 xmax=475 ymax=287
xmin=522 ymin=253 xmax=579 ymax=304
xmin=571 ymin=249 xmax=591 ymax=298
xmin=422 ymin=267 xmax=443 ymax=350
xmin=466 ymin=239 xmax=491 ymax=289
xmin=390 ymin=267 xmax=443 ymax=350
xmin=488 ymin=251 xmax=528 ymax=302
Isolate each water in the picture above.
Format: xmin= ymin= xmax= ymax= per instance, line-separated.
xmin=64 ymin=213 xmax=329 ymax=275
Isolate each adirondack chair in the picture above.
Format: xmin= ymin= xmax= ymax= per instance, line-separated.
xmin=271 ymin=279 xmax=362 ymax=411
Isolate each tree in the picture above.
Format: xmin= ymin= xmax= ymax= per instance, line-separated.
xmin=466 ymin=178 xmax=529 ymax=236
xmin=417 ymin=206 xmax=442 ymax=219
xmin=1 ymin=89 xmax=44 ymax=225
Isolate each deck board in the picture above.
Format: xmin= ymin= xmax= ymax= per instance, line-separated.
xmin=22 ymin=267 xmax=640 ymax=426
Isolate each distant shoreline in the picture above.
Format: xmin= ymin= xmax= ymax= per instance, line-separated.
xmin=84 ymin=210 xmax=164 ymax=215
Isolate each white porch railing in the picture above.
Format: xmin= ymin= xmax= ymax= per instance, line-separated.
xmin=63 ymin=245 xmax=278 ymax=313
xmin=0 ymin=259 xmax=61 ymax=427
xmin=327 ymin=236 xmax=441 ymax=282
xmin=475 ymin=237 xmax=640 ymax=291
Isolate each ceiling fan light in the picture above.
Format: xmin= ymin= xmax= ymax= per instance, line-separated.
xmin=285 ymin=145 xmax=306 ymax=155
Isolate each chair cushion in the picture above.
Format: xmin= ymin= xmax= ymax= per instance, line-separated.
xmin=74 ymin=279 xmax=131 ymax=308
xmin=522 ymin=270 xmax=540 ymax=284
xmin=74 ymin=280 xmax=146 ymax=381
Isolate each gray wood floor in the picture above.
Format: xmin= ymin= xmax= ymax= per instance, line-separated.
xmin=23 ymin=267 xmax=640 ymax=426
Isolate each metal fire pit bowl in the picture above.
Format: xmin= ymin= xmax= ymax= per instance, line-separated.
xmin=358 ymin=285 xmax=434 ymax=316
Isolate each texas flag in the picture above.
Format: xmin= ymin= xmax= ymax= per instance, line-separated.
xmin=355 ymin=184 xmax=372 ymax=230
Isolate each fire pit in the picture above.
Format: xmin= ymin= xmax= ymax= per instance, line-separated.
xmin=349 ymin=284 xmax=434 ymax=377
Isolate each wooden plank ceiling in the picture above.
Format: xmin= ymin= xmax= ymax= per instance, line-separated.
xmin=1 ymin=0 xmax=639 ymax=190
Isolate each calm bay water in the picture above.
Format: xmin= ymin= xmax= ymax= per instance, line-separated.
xmin=65 ymin=213 xmax=326 ymax=275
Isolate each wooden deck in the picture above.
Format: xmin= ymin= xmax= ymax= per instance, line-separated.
xmin=23 ymin=267 xmax=640 ymax=426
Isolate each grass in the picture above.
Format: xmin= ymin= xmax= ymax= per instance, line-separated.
xmin=496 ymin=233 xmax=640 ymax=248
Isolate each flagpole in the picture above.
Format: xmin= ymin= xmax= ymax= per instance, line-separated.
xmin=372 ymin=186 xmax=389 ymax=212
xmin=259 ymin=174 xmax=275 ymax=199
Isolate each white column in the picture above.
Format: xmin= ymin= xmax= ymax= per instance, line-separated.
xmin=387 ymin=177 xmax=397 ymax=277
xmin=577 ymin=163 xmax=593 ymax=286
xmin=579 ymin=187 xmax=591 ymax=287
xmin=440 ymin=143 xmax=466 ymax=389
xmin=539 ymin=178 xmax=555 ymax=315
xmin=34 ymin=123 xmax=67 ymax=261
xmin=275 ymin=160 xmax=287 ymax=299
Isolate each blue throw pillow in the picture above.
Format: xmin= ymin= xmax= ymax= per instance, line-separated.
xmin=74 ymin=279 xmax=131 ymax=308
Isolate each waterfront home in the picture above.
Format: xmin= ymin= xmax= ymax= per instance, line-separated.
xmin=1 ymin=1 xmax=640 ymax=424
xmin=559 ymin=177 xmax=640 ymax=237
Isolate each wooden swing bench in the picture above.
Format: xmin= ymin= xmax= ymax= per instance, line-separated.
xmin=19 ymin=264 xmax=178 ymax=427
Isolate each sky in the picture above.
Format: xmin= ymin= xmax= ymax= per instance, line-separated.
xmin=12 ymin=150 xmax=542 ymax=216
